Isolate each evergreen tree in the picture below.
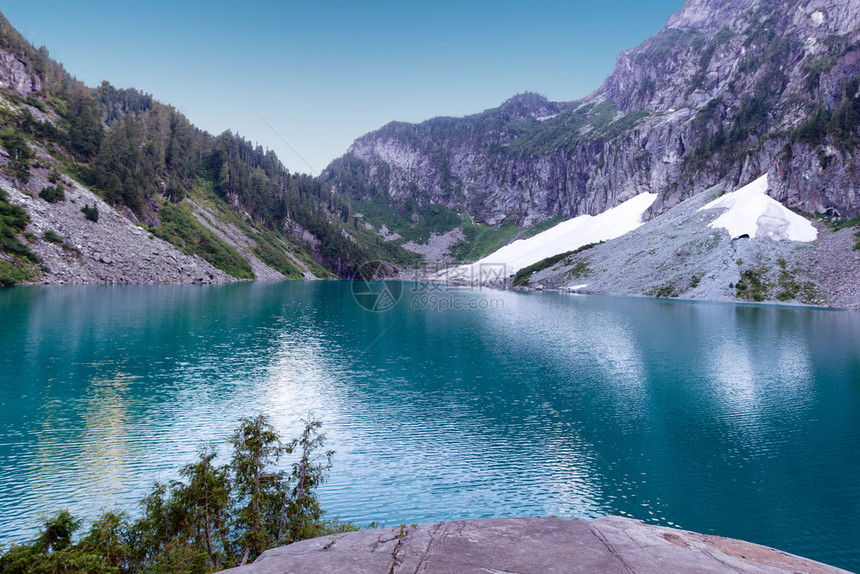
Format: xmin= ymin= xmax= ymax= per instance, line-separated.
xmin=0 ymin=129 xmax=33 ymax=183
xmin=228 ymin=414 xmax=293 ymax=565
xmin=173 ymin=446 xmax=231 ymax=569
xmin=67 ymin=86 xmax=103 ymax=159
xmin=286 ymin=417 xmax=333 ymax=543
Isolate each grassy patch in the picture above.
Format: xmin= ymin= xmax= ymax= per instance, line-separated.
xmin=189 ymin=179 xmax=336 ymax=279
xmin=649 ymin=283 xmax=679 ymax=298
xmin=352 ymin=198 xmax=462 ymax=245
xmin=506 ymin=105 xmax=592 ymax=154
xmin=589 ymin=101 xmax=618 ymax=131
xmin=251 ymin=234 xmax=303 ymax=279
xmin=566 ymin=260 xmax=592 ymax=280
xmin=774 ymin=257 xmax=818 ymax=303
xmin=814 ymin=213 xmax=860 ymax=231
xmin=735 ymin=266 xmax=769 ymax=301
xmin=519 ymin=215 xmax=564 ymax=240
xmin=601 ymin=110 xmax=652 ymax=139
xmin=505 ymin=101 xmax=651 ymax=156
xmin=815 ymin=214 xmax=860 ymax=251
xmin=0 ymin=258 xmax=29 ymax=286
xmin=512 ymin=242 xmax=602 ymax=286
xmin=513 ymin=251 xmax=573 ymax=287
xmin=43 ymin=229 xmax=62 ymax=244
xmin=449 ymin=221 xmax=519 ymax=263
xmin=151 ymin=202 xmax=254 ymax=280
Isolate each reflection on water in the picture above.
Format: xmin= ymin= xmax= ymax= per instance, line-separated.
xmin=0 ymin=284 xmax=859 ymax=570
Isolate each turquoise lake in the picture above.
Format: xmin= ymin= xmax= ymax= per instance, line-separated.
xmin=0 ymin=282 xmax=858 ymax=570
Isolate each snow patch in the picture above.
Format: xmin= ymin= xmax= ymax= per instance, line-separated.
xmin=698 ymin=174 xmax=817 ymax=242
xmin=811 ymin=10 xmax=825 ymax=25
xmin=443 ymin=192 xmax=658 ymax=281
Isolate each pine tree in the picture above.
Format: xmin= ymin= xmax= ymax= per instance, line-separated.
xmin=286 ymin=417 xmax=333 ymax=543
xmin=174 ymin=445 xmax=231 ymax=569
xmin=228 ymin=415 xmax=293 ymax=565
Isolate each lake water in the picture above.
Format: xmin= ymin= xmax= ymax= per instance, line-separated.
xmin=0 ymin=282 xmax=858 ymax=570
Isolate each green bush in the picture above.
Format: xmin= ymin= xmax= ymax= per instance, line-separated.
xmin=0 ymin=415 xmax=351 ymax=574
xmin=0 ymin=190 xmax=37 ymax=266
xmin=0 ymin=258 xmax=29 ymax=286
xmin=25 ymin=96 xmax=47 ymax=113
xmin=252 ymin=237 xmax=302 ymax=279
xmin=0 ymin=128 xmax=33 ymax=184
xmin=651 ymin=283 xmax=679 ymax=298
xmin=690 ymin=274 xmax=702 ymax=289
xmin=513 ymin=242 xmax=601 ymax=287
xmin=81 ymin=204 xmax=99 ymax=222
xmin=735 ymin=266 xmax=768 ymax=301
xmin=39 ymin=185 xmax=65 ymax=203
xmin=43 ymin=229 xmax=62 ymax=244
xmin=513 ymin=251 xmax=574 ymax=287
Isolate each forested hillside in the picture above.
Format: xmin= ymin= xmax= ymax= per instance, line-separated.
xmin=0 ymin=11 xmax=414 ymax=285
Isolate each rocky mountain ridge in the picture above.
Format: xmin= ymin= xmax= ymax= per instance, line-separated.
xmin=324 ymin=0 xmax=860 ymax=227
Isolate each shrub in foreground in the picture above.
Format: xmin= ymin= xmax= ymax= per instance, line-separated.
xmin=0 ymin=414 xmax=352 ymax=574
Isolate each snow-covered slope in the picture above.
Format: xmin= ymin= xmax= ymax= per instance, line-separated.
xmin=444 ymin=192 xmax=657 ymax=281
xmin=698 ymin=175 xmax=817 ymax=242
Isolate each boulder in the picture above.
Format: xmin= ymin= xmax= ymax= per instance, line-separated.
xmin=221 ymin=516 xmax=848 ymax=574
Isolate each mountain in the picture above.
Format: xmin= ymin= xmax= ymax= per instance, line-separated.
xmin=2 ymin=0 xmax=858 ymax=300
xmin=0 ymin=11 xmax=419 ymax=286
xmin=508 ymin=175 xmax=860 ymax=311
xmin=323 ymin=0 xmax=860 ymax=249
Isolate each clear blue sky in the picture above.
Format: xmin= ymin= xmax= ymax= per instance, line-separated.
xmin=2 ymin=0 xmax=683 ymax=174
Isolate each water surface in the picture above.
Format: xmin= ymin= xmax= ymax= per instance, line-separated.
xmin=0 ymin=283 xmax=858 ymax=570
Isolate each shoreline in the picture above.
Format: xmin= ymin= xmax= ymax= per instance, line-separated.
xmin=5 ymin=276 xmax=859 ymax=312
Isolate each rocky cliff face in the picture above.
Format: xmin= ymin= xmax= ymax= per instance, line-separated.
xmin=324 ymin=0 xmax=860 ymax=226
xmin=0 ymin=49 xmax=41 ymax=96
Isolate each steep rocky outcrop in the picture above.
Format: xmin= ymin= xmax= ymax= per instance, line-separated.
xmin=0 ymin=49 xmax=41 ymax=96
xmin=324 ymin=0 xmax=860 ymax=226
xmin=221 ymin=516 xmax=849 ymax=574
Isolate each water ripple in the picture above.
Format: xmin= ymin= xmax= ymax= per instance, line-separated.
xmin=0 ymin=284 xmax=858 ymax=571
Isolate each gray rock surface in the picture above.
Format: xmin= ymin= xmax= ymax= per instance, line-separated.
xmin=402 ymin=228 xmax=466 ymax=262
xmin=0 ymin=49 xmax=41 ymax=95
xmin=221 ymin=516 xmax=848 ymax=574
xmin=528 ymin=182 xmax=859 ymax=310
xmin=1 ymin=166 xmax=233 ymax=285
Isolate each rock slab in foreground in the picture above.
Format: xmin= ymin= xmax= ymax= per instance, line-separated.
xmin=222 ymin=516 xmax=848 ymax=574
